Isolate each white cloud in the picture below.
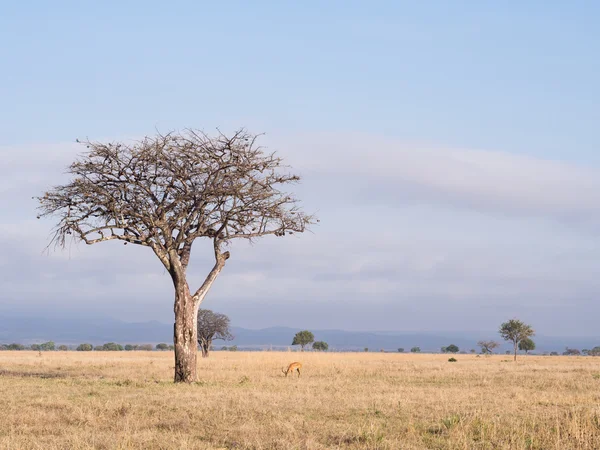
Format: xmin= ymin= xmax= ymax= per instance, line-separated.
xmin=275 ymin=132 xmax=600 ymax=223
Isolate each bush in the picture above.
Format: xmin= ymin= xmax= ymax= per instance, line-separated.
xmin=76 ymin=343 xmax=93 ymax=351
xmin=138 ymin=344 xmax=153 ymax=351
xmin=312 ymin=341 xmax=329 ymax=351
xmin=101 ymin=343 xmax=123 ymax=351
xmin=410 ymin=347 xmax=421 ymax=353
xmin=40 ymin=341 xmax=55 ymax=351
xmin=398 ymin=348 xmax=404 ymax=353
xmin=156 ymin=343 xmax=169 ymax=351
xmin=7 ymin=343 xmax=25 ymax=351
xmin=448 ymin=357 xmax=457 ymax=362
xmin=58 ymin=345 xmax=68 ymax=351
xmin=124 ymin=344 xmax=135 ymax=351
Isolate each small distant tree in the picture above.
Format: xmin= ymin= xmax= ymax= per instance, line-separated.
xmin=221 ymin=346 xmax=228 ymax=351
xmin=398 ymin=348 xmax=404 ymax=353
xmin=312 ymin=341 xmax=328 ymax=351
xmin=477 ymin=340 xmax=500 ymax=355
xmin=138 ymin=344 xmax=153 ymax=351
xmin=410 ymin=347 xmax=421 ymax=353
xmin=470 ymin=349 xmax=476 ymax=354
xmin=76 ymin=343 xmax=93 ymax=351
xmin=441 ymin=346 xmax=447 ymax=353
xmin=292 ymin=330 xmax=314 ymax=351
xmin=588 ymin=346 xmax=600 ymax=356
xmin=364 ymin=347 xmax=369 ymax=352
xmin=582 ymin=349 xmax=590 ymax=356
xmin=7 ymin=343 xmax=25 ymax=351
xmin=499 ymin=319 xmax=535 ymax=361
xmin=94 ymin=345 xmax=104 ymax=351
xmin=197 ymin=309 xmax=234 ymax=358
xmin=124 ymin=344 xmax=135 ymax=351
xmin=30 ymin=344 xmax=41 ymax=351
xmin=58 ymin=345 xmax=68 ymax=351
xmin=518 ymin=338 xmax=535 ymax=355
xmin=550 ymin=351 xmax=559 ymax=356
xmin=40 ymin=341 xmax=55 ymax=351
xmin=563 ymin=347 xmax=581 ymax=356
xmin=168 ymin=345 xmax=175 ymax=351
xmin=102 ymin=342 xmax=123 ymax=351
xmin=228 ymin=345 xmax=238 ymax=352
xmin=156 ymin=343 xmax=169 ymax=351
xmin=446 ymin=344 xmax=459 ymax=354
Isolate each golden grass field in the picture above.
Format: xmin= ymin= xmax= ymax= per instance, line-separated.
xmin=1 ymin=351 xmax=599 ymax=449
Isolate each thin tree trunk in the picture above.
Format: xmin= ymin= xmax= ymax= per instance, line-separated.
xmin=173 ymin=281 xmax=198 ymax=383
xmin=514 ymin=342 xmax=517 ymax=362
xmin=201 ymin=341 xmax=210 ymax=358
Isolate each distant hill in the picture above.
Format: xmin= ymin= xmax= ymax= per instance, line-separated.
xmin=0 ymin=315 xmax=598 ymax=353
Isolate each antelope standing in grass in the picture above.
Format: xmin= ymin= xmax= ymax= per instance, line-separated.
xmin=282 ymin=362 xmax=302 ymax=378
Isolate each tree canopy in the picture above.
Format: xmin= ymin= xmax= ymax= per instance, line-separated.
xmin=312 ymin=341 xmax=329 ymax=351
xmin=477 ymin=340 xmax=500 ymax=355
xmin=518 ymin=337 xmax=535 ymax=354
xmin=292 ymin=330 xmax=314 ymax=351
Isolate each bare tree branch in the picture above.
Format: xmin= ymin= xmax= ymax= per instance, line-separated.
xmin=37 ymin=128 xmax=316 ymax=382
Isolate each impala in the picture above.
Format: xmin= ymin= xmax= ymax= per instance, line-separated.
xmin=282 ymin=362 xmax=302 ymax=377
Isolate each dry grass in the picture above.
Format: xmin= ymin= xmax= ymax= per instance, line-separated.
xmin=1 ymin=351 xmax=600 ymax=449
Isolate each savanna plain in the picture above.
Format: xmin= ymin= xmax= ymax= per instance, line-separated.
xmin=1 ymin=351 xmax=599 ymax=449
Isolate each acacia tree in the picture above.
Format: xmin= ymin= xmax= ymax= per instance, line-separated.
xmin=499 ymin=319 xmax=535 ymax=362
xmin=197 ymin=309 xmax=233 ymax=358
xmin=477 ymin=340 xmax=500 ymax=355
xmin=518 ymin=337 xmax=535 ymax=355
xmin=292 ymin=330 xmax=314 ymax=351
xmin=37 ymin=129 xmax=313 ymax=383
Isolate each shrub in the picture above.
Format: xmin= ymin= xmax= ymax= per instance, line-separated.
xmin=40 ymin=341 xmax=55 ymax=351
xmin=156 ymin=343 xmax=169 ymax=351
xmin=58 ymin=345 xmax=68 ymax=351
xmin=312 ymin=341 xmax=329 ymax=351
xmin=448 ymin=357 xmax=457 ymax=362
xmin=76 ymin=343 xmax=93 ymax=351
xmin=398 ymin=348 xmax=404 ymax=353
xmin=7 ymin=343 xmax=25 ymax=351
xmin=101 ymin=343 xmax=123 ymax=351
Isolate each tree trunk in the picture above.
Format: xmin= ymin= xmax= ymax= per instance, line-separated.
xmin=514 ymin=342 xmax=517 ymax=362
xmin=200 ymin=341 xmax=210 ymax=358
xmin=173 ymin=281 xmax=198 ymax=383
xmin=170 ymin=242 xmax=228 ymax=383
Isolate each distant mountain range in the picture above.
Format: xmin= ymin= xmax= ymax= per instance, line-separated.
xmin=0 ymin=315 xmax=598 ymax=353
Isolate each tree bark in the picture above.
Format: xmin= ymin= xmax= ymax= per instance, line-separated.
xmin=514 ymin=342 xmax=517 ymax=362
xmin=171 ymin=242 xmax=228 ymax=382
xmin=173 ymin=280 xmax=198 ymax=383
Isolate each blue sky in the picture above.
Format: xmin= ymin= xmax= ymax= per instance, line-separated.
xmin=1 ymin=2 xmax=600 ymax=335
